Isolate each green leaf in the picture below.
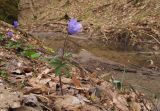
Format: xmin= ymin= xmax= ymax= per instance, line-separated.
xmin=54 ymin=63 xmax=66 ymax=76
xmin=64 ymin=52 xmax=72 ymax=59
xmin=24 ymin=45 xmax=35 ymax=50
xmin=49 ymin=57 xmax=62 ymax=67
xmin=31 ymin=53 xmax=40 ymax=59
xmin=6 ymin=40 xmax=21 ymax=49
xmin=21 ymin=50 xmax=40 ymax=59
xmin=65 ymin=69 xmax=71 ymax=78
xmin=46 ymin=51 xmax=73 ymax=78
xmin=55 ymin=66 xmax=62 ymax=76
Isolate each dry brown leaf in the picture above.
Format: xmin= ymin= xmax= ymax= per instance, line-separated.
xmin=41 ymin=68 xmax=51 ymax=75
xmin=130 ymin=102 xmax=141 ymax=111
xmin=89 ymin=72 xmax=98 ymax=78
xmin=61 ymin=77 xmax=72 ymax=84
xmin=28 ymin=78 xmax=49 ymax=93
xmin=54 ymin=95 xmax=82 ymax=111
xmin=23 ymin=67 xmax=33 ymax=73
xmin=55 ymin=94 xmax=101 ymax=111
xmin=23 ymin=87 xmax=41 ymax=94
xmin=72 ymin=75 xmax=81 ymax=87
xmin=113 ymin=95 xmax=129 ymax=111
xmin=39 ymin=78 xmax=51 ymax=85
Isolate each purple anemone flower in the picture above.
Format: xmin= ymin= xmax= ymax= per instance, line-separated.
xmin=67 ymin=18 xmax=82 ymax=35
xmin=13 ymin=20 xmax=19 ymax=28
xmin=7 ymin=31 xmax=13 ymax=37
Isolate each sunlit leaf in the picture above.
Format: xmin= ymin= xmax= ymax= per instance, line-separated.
xmin=31 ymin=53 xmax=40 ymax=59
xmin=64 ymin=52 xmax=72 ymax=59
xmin=21 ymin=50 xmax=40 ymax=59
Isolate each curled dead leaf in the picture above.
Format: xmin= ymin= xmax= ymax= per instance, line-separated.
xmin=72 ymin=75 xmax=81 ymax=87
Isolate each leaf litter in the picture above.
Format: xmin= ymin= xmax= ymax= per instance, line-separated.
xmin=0 ymin=21 xmax=153 ymax=111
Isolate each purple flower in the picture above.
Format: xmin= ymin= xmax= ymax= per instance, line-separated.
xmin=13 ymin=20 xmax=19 ymax=28
xmin=7 ymin=31 xmax=13 ymax=37
xmin=67 ymin=18 xmax=82 ymax=35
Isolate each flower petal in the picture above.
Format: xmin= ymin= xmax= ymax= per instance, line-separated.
xmin=68 ymin=18 xmax=82 ymax=35
xmin=7 ymin=31 xmax=13 ymax=37
xmin=13 ymin=21 xmax=19 ymax=28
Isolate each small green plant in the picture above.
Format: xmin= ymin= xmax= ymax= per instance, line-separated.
xmin=113 ymin=79 xmax=122 ymax=90
xmin=5 ymin=40 xmax=21 ymax=49
xmin=113 ymin=66 xmax=125 ymax=90
xmin=47 ymin=51 xmax=72 ymax=95
xmin=0 ymin=33 xmax=5 ymax=41
xmin=1 ymin=33 xmax=40 ymax=59
xmin=24 ymin=44 xmax=35 ymax=50
xmin=47 ymin=18 xmax=82 ymax=95
xmin=21 ymin=44 xmax=41 ymax=59
xmin=48 ymin=55 xmax=71 ymax=76
xmin=21 ymin=50 xmax=40 ymax=59
xmin=0 ymin=70 xmax=8 ymax=80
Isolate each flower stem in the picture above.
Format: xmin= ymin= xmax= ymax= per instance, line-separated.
xmin=59 ymin=34 xmax=69 ymax=95
xmin=59 ymin=75 xmax=63 ymax=95
xmin=63 ymin=34 xmax=69 ymax=55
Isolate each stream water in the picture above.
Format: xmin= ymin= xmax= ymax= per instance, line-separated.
xmin=32 ymin=31 xmax=160 ymax=100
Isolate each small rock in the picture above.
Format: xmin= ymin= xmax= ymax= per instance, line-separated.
xmin=12 ymin=69 xmax=23 ymax=75
xmin=54 ymin=95 xmax=82 ymax=111
xmin=42 ymin=68 xmax=51 ymax=74
xmin=0 ymin=79 xmax=4 ymax=85
xmin=15 ymin=106 xmax=43 ymax=111
xmin=23 ymin=94 xmax=38 ymax=107
xmin=25 ymin=72 xmax=33 ymax=77
xmin=0 ymin=86 xmax=22 ymax=110
xmin=96 ymin=67 xmax=101 ymax=71
xmin=62 ymin=77 xmax=72 ymax=84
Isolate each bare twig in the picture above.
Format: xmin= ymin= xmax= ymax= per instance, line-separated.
xmin=130 ymin=85 xmax=150 ymax=111
xmin=39 ymin=102 xmax=52 ymax=111
xmin=146 ymin=33 xmax=160 ymax=45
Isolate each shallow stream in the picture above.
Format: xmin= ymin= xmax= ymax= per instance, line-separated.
xmin=32 ymin=31 xmax=160 ymax=99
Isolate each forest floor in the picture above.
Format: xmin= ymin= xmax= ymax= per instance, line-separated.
xmin=0 ymin=19 xmax=158 ymax=111
xmin=0 ymin=0 xmax=160 ymax=110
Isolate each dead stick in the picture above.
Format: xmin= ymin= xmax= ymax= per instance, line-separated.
xmin=130 ymin=85 xmax=150 ymax=111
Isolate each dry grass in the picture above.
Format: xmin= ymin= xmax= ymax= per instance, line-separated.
xmin=23 ymin=0 xmax=159 ymax=25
